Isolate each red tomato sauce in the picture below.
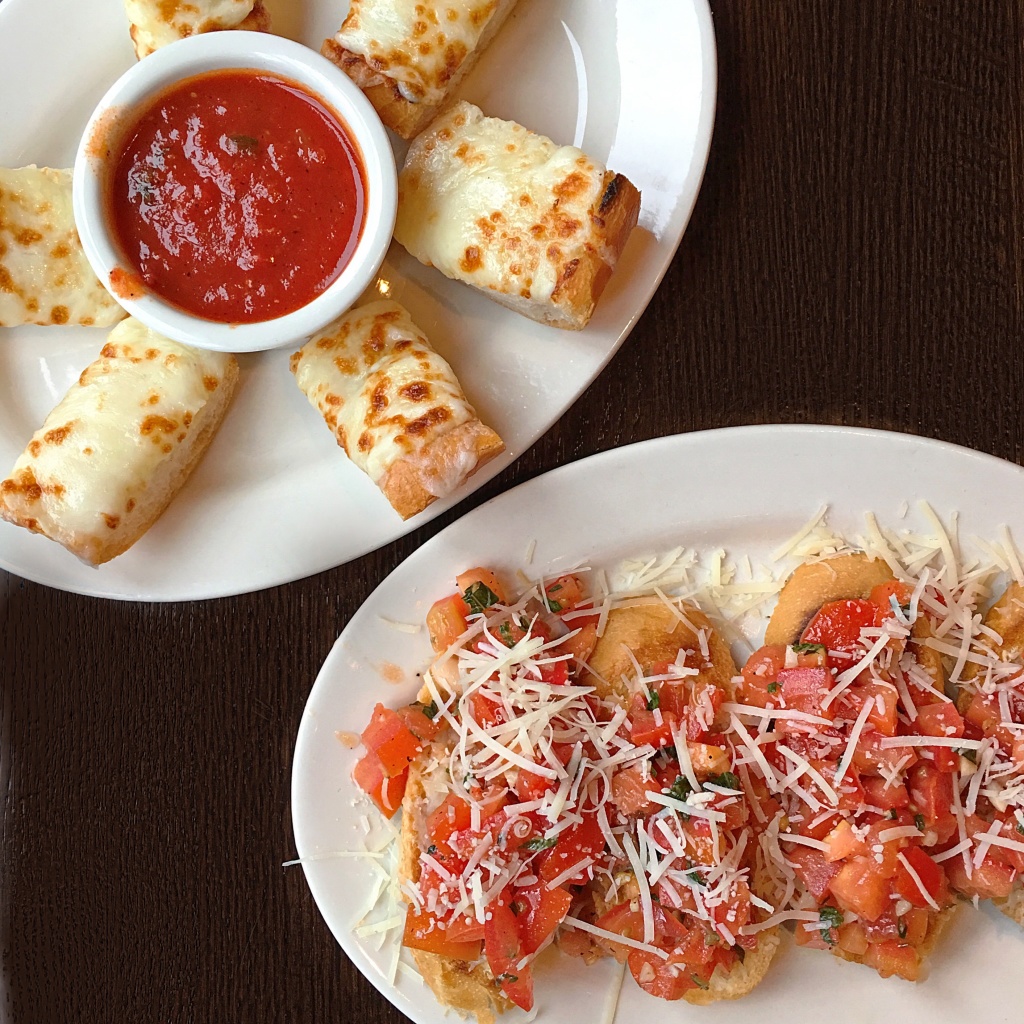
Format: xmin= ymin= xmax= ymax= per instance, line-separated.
xmin=108 ymin=69 xmax=366 ymax=323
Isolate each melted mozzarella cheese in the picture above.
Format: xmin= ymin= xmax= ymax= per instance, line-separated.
xmin=334 ymin=0 xmax=501 ymax=106
xmin=124 ymin=0 xmax=266 ymax=58
xmin=0 ymin=318 xmax=234 ymax=559
xmin=0 ymin=167 xmax=125 ymax=328
xmin=395 ymin=101 xmax=607 ymax=308
xmin=291 ymin=299 xmax=482 ymax=486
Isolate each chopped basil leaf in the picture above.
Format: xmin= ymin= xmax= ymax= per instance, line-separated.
xmin=463 ymin=581 xmax=501 ymax=615
xmin=708 ymin=772 xmax=740 ymax=792
xmin=668 ymin=777 xmax=693 ymax=802
xmin=543 ymin=583 xmax=564 ymax=613
xmin=690 ymin=974 xmax=710 ymax=990
xmin=426 ymin=844 xmax=437 ymax=855
xmin=685 ymin=869 xmax=705 ymax=887
xmin=767 ymin=682 xmax=780 ymax=694
xmin=498 ymin=622 xmax=515 ymax=647
xmin=662 ymin=745 xmax=678 ymax=760
xmin=887 ymin=809 xmax=899 ymax=820
xmin=1017 ymin=823 xmax=1024 ymax=837
xmin=915 ymin=813 xmax=926 ymax=831
xmin=422 ymin=700 xmax=439 ymax=720
xmin=819 ymin=905 xmax=844 ymax=943
xmin=897 ymin=917 xmax=907 ymax=939
xmin=646 ymin=691 xmax=661 ymax=711
xmin=960 ymin=748 xmax=978 ymax=764
xmin=522 ymin=836 xmax=557 ymax=851
xmin=497 ymin=973 xmax=518 ymax=984
xmin=791 ymin=642 xmax=825 ymax=655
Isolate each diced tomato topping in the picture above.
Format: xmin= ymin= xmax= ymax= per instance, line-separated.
xmin=543 ymin=574 xmax=586 ymax=614
xmin=823 ymin=819 xmax=868 ymax=862
xmin=907 ymin=762 xmax=957 ymax=842
xmin=511 ymin=882 xmax=573 ymax=954
xmin=395 ymin=702 xmax=442 ymax=742
xmin=828 ymin=856 xmax=890 ymax=921
xmin=916 ymin=702 xmax=964 ymax=740
xmin=361 ymin=703 xmax=423 ymax=777
xmin=739 ymin=645 xmax=787 ymax=707
xmin=862 ymin=774 xmax=910 ymax=810
xmin=778 ymin=666 xmax=833 ymax=719
xmin=426 ymin=593 xmax=470 ymax=652
xmin=538 ymin=813 xmax=606 ymax=884
xmin=426 ymin=794 xmax=473 ymax=855
xmin=627 ymin=948 xmax=699 ymax=1001
xmin=862 ymin=939 xmax=920 ymax=981
xmin=852 ymin=729 xmax=919 ymax=777
xmin=964 ymin=690 xmax=1001 ymax=734
xmin=788 ymin=847 xmax=841 ymax=901
xmin=470 ymin=691 xmax=509 ymax=728
xmin=837 ymin=921 xmax=869 ymax=956
xmin=352 ymin=753 xmax=407 ymax=817
xmin=802 ymin=599 xmax=878 ymax=654
xmin=403 ymin=906 xmax=482 ymax=960
xmin=612 ymin=765 xmax=661 ymax=815
xmin=456 ymin=567 xmax=508 ymax=605
xmin=893 ymin=846 xmax=948 ymax=908
xmin=869 ymin=581 xmax=915 ymax=622
xmin=945 ymin=851 xmax=1016 ymax=899
xmin=836 ymin=681 xmax=899 ymax=737
xmin=484 ymin=890 xmax=533 ymax=1011
xmin=630 ymin=699 xmax=679 ymax=749
xmin=556 ymin=621 xmax=598 ymax=664
xmin=445 ymin=914 xmax=485 ymax=943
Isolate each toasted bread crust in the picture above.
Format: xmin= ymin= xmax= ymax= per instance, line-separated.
xmin=0 ymin=356 xmax=238 ymax=565
xmin=379 ymin=419 xmax=504 ymax=520
xmin=585 ymin=604 xmax=781 ymax=1003
xmin=399 ymin=741 xmax=510 ymax=1022
xmin=958 ymin=581 xmax=1024 ymax=926
xmin=321 ymin=0 xmax=519 ymax=139
xmin=764 ymin=553 xmax=895 ymax=646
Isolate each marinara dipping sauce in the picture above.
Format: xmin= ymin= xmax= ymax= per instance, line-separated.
xmin=108 ymin=68 xmax=366 ymax=323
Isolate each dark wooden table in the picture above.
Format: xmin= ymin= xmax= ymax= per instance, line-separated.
xmin=4 ymin=2 xmax=1023 ymax=1022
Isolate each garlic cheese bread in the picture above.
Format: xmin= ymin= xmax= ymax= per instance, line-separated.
xmin=124 ymin=0 xmax=271 ymax=59
xmin=0 ymin=167 xmax=126 ymax=329
xmin=322 ymin=0 xmax=519 ymax=139
xmin=0 ymin=317 xmax=238 ymax=565
xmin=290 ymin=299 xmax=503 ymax=520
xmin=394 ymin=102 xmax=641 ymax=329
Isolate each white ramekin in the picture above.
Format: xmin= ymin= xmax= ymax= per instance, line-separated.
xmin=73 ymin=31 xmax=397 ymax=354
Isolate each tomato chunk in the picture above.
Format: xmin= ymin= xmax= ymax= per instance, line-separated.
xmin=403 ymin=906 xmax=482 ymax=960
xmin=862 ymin=940 xmax=920 ymax=981
xmin=778 ymin=666 xmax=832 ymax=719
xmin=739 ymin=645 xmax=787 ymax=707
xmin=538 ymin=814 xmax=605 ymax=884
xmin=828 ymin=856 xmax=890 ymax=921
xmin=484 ymin=891 xmax=533 ymax=1011
xmin=512 ymin=882 xmax=573 ymax=954
xmin=456 ymin=567 xmax=508 ymax=605
xmin=802 ymin=599 xmax=878 ymax=654
xmin=893 ymin=846 xmax=948 ymax=908
xmin=352 ymin=752 xmax=406 ymax=817
xmin=427 ymin=593 xmax=470 ymax=652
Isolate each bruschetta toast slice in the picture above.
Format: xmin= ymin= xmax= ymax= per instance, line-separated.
xmin=735 ymin=554 xmax=960 ymax=981
xmin=951 ymin=581 xmax=1024 ymax=926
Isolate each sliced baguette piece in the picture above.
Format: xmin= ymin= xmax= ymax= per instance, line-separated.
xmin=290 ymin=299 xmax=504 ymax=520
xmin=0 ymin=317 xmax=238 ymax=565
xmin=582 ymin=604 xmax=782 ymax=1004
xmin=399 ymin=739 xmax=511 ymax=1024
xmin=394 ymin=101 xmax=641 ymax=329
xmin=761 ymin=552 xmax=959 ymax=976
xmin=957 ymin=580 xmax=1024 ymax=927
xmin=124 ymin=0 xmax=271 ymax=59
xmin=321 ymin=0 xmax=519 ymax=140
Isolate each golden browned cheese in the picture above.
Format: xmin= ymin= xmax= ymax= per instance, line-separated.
xmin=322 ymin=0 xmax=519 ymax=139
xmin=0 ymin=318 xmax=238 ymax=564
xmin=290 ymin=300 xmax=503 ymax=519
xmin=394 ymin=102 xmax=640 ymax=329
xmin=0 ymin=167 xmax=125 ymax=328
xmin=124 ymin=0 xmax=271 ymax=58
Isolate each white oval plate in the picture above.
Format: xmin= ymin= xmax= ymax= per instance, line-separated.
xmin=0 ymin=0 xmax=716 ymax=601
xmin=292 ymin=425 xmax=1024 ymax=1024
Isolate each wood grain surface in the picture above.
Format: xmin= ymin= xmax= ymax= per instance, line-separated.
xmin=4 ymin=2 xmax=1024 ymax=1022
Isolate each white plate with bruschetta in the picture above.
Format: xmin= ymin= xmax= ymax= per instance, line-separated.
xmin=0 ymin=0 xmax=716 ymax=600
xmin=291 ymin=424 xmax=1024 ymax=1024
